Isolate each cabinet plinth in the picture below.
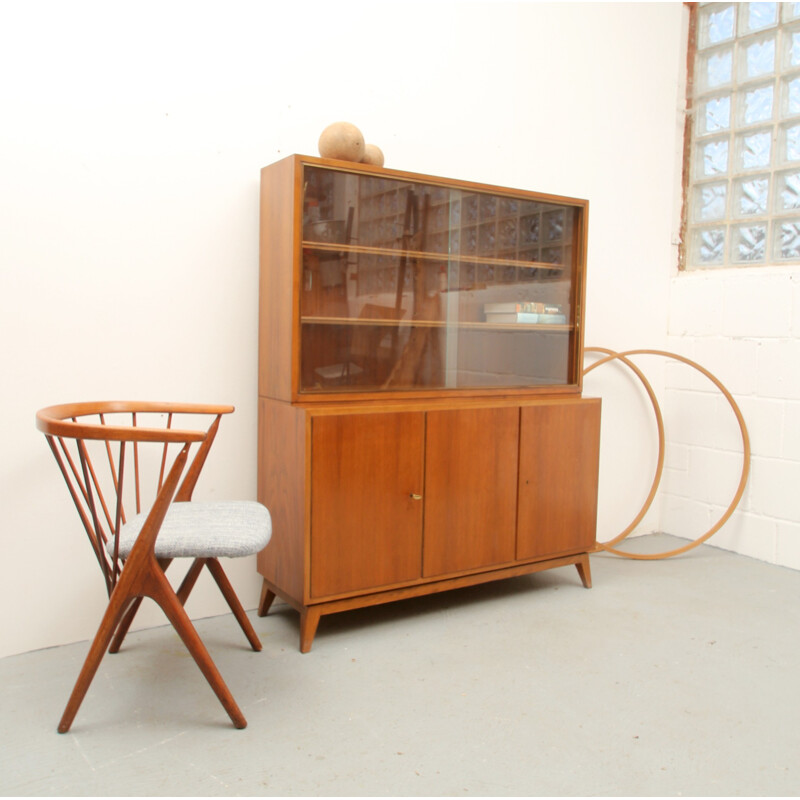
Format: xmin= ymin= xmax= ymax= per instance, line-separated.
xmin=257 ymin=155 xmax=599 ymax=652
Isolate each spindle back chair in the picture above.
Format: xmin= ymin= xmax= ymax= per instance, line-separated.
xmin=36 ymin=401 xmax=271 ymax=732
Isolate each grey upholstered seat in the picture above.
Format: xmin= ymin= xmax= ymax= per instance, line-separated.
xmin=112 ymin=501 xmax=272 ymax=559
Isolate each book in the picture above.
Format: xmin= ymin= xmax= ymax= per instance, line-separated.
xmin=485 ymin=311 xmax=567 ymax=324
xmin=483 ymin=301 xmax=563 ymax=315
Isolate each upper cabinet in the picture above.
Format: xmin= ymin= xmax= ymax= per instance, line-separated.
xmin=258 ymin=155 xmax=589 ymax=401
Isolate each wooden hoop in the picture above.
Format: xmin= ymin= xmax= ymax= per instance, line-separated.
xmin=582 ymin=348 xmax=751 ymax=560
xmin=583 ymin=347 xmax=666 ymax=549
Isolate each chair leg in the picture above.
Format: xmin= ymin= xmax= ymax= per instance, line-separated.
xmin=176 ymin=558 xmax=206 ymax=605
xmin=108 ymin=597 xmax=143 ymax=654
xmin=146 ymin=565 xmax=247 ymax=729
xmin=109 ymin=558 xmax=175 ymax=654
xmin=58 ymin=590 xmax=138 ymax=733
xmin=205 ymin=558 xmax=262 ymax=652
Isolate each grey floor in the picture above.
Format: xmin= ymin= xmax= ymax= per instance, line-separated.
xmin=1 ymin=534 xmax=798 ymax=797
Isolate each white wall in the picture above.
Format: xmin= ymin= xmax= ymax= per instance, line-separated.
xmin=663 ymin=267 xmax=800 ymax=568
xmin=0 ymin=1 xmax=688 ymax=659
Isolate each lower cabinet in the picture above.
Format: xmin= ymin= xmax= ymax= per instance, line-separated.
xmin=257 ymin=396 xmax=600 ymax=652
xmin=309 ymin=411 xmax=424 ymax=598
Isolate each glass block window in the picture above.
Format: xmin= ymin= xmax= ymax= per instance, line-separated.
xmin=684 ymin=2 xmax=800 ymax=268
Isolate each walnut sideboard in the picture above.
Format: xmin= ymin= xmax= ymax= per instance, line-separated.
xmin=256 ymin=154 xmax=600 ymax=652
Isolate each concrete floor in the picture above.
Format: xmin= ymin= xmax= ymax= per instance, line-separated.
xmin=1 ymin=534 xmax=798 ymax=797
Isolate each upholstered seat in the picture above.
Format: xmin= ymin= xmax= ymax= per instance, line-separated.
xmin=113 ymin=501 xmax=271 ymax=560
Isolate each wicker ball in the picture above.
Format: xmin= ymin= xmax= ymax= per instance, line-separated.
xmin=361 ymin=144 xmax=384 ymax=167
xmin=318 ymin=122 xmax=365 ymax=162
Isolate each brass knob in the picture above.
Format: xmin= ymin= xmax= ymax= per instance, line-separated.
xmin=410 ymin=493 xmax=422 ymax=501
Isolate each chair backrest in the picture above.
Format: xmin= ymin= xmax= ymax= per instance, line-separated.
xmin=36 ymin=402 xmax=234 ymax=596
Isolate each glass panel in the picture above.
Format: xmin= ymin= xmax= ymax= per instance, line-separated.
xmin=699 ymin=4 xmax=735 ymax=48
xmin=700 ymin=95 xmax=732 ymax=134
xmin=776 ymin=169 xmax=800 ymax=210
xmin=742 ymin=2 xmax=778 ymax=34
xmin=693 ymin=182 xmax=727 ymax=222
xmin=696 ymin=137 xmax=730 ymax=177
xmin=782 ymin=25 xmax=800 ymax=68
xmin=687 ymin=4 xmax=800 ymax=269
xmin=692 ymin=226 xmax=726 ymax=265
xmin=697 ymin=47 xmax=734 ymax=91
xmin=774 ymin=218 xmax=800 ymax=258
xmin=731 ymin=222 xmax=768 ymax=262
xmin=733 ymin=175 xmax=770 ymax=216
xmin=739 ymin=35 xmax=776 ymax=80
xmin=781 ymin=75 xmax=800 ymax=117
xmin=299 ymin=165 xmax=581 ymax=392
xmin=736 ymin=129 xmax=772 ymax=168
xmin=780 ymin=121 xmax=800 ymax=161
xmin=739 ymin=84 xmax=774 ymax=124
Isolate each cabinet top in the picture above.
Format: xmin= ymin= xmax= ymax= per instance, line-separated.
xmin=259 ymin=153 xmax=590 ymax=402
xmin=263 ymin=154 xmax=590 ymax=211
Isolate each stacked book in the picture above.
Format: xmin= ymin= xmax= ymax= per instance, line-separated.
xmin=483 ymin=302 xmax=566 ymax=324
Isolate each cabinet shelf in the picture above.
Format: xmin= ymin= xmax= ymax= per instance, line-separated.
xmin=302 ymin=241 xmax=566 ymax=272
xmin=301 ymin=315 xmax=571 ymax=332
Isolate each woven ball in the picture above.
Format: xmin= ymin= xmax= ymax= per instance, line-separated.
xmin=361 ymin=144 xmax=384 ymax=167
xmin=318 ymin=122 xmax=365 ymax=162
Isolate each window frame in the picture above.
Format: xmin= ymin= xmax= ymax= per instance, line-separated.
xmin=681 ymin=1 xmax=800 ymax=270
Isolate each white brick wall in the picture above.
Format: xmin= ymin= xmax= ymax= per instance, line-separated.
xmin=664 ymin=268 xmax=800 ymax=569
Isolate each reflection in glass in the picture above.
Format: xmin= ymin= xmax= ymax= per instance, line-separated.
xmin=521 ymin=215 xmax=539 ymax=244
xmin=299 ymin=164 xmax=581 ymax=392
xmin=500 ymin=219 xmax=518 ymax=249
xmin=545 ymin=210 xmax=564 ymax=241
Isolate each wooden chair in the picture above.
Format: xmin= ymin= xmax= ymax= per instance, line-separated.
xmin=35 ymin=401 xmax=272 ymax=732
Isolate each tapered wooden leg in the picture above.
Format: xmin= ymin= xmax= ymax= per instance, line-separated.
xmin=58 ymin=590 xmax=137 ymax=732
xmin=576 ymin=555 xmax=592 ymax=589
xmin=205 ymin=558 xmax=262 ymax=651
xmin=176 ymin=558 xmax=206 ymax=605
xmin=108 ymin=596 xmax=143 ymax=654
xmin=109 ymin=558 xmax=175 ymax=654
xmin=147 ymin=566 xmax=247 ymax=729
xmin=258 ymin=581 xmax=276 ymax=617
xmin=300 ymin=607 xmax=322 ymax=654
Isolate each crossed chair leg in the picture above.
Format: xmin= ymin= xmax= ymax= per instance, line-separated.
xmin=59 ymin=556 xmax=258 ymax=733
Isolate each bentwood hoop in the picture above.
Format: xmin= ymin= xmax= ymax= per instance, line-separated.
xmin=583 ymin=348 xmax=751 ymax=560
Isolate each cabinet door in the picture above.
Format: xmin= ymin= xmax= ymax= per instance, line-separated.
xmin=517 ymin=401 xmax=600 ymax=560
xmin=310 ymin=411 xmax=424 ymax=598
xmin=423 ymin=407 xmax=519 ymax=577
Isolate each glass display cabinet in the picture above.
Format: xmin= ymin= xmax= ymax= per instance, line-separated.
xmin=257 ymin=155 xmax=600 ymax=652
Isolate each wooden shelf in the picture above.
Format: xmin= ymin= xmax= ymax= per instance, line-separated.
xmin=301 ymin=315 xmax=571 ymax=332
xmin=302 ymin=241 xmax=566 ymax=272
